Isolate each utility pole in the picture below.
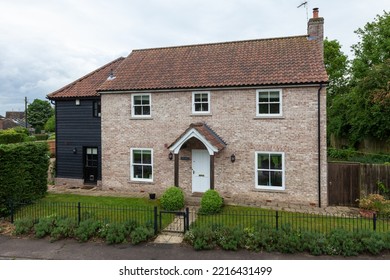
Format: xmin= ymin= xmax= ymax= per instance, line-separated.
xmin=24 ymin=97 xmax=28 ymax=128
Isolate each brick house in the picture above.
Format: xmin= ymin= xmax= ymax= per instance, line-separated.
xmin=97 ymin=9 xmax=328 ymax=207
xmin=48 ymin=9 xmax=328 ymax=207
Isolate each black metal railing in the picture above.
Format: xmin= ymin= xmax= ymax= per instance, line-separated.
xmin=188 ymin=209 xmax=390 ymax=233
xmin=3 ymin=201 xmax=390 ymax=235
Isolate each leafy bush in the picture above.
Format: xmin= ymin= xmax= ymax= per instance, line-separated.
xmin=358 ymin=194 xmax=388 ymax=213
xmin=50 ymin=217 xmax=77 ymax=241
xmin=215 ymin=227 xmax=242 ymax=250
xmin=34 ymin=216 xmax=56 ymax=238
xmin=0 ymin=142 xmax=49 ymax=216
xmin=104 ymin=223 xmax=129 ymax=244
xmin=13 ymin=217 xmax=35 ymax=235
xmin=199 ymin=190 xmax=224 ymax=215
xmin=300 ymin=231 xmax=327 ymax=256
xmin=325 ymin=228 xmax=360 ymax=256
xmin=130 ymin=226 xmax=154 ymax=245
xmin=74 ymin=219 xmax=101 ymax=242
xmin=184 ymin=227 xmax=216 ymax=250
xmin=160 ymin=186 xmax=185 ymax=211
xmin=34 ymin=134 xmax=49 ymax=141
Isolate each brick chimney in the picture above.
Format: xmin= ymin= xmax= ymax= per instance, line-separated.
xmin=308 ymin=8 xmax=324 ymax=57
xmin=308 ymin=8 xmax=324 ymax=40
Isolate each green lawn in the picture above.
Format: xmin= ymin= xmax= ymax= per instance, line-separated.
xmin=191 ymin=205 xmax=390 ymax=233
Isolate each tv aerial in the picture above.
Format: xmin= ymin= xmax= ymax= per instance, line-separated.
xmin=297 ymin=1 xmax=309 ymax=22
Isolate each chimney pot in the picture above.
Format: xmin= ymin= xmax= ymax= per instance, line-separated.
xmin=313 ymin=8 xmax=319 ymax=18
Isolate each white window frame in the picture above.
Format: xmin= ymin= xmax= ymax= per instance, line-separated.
xmin=256 ymin=89 xmax=282 ymax=117
xmin=255 ymin=151 xmax=285 ymax=190
xmin=131 ymin=93 xmax=151 ymax=118
xmin=192 ymin=91 xmax=210 ymax=114
xmin=130 ymin=148 xmax=153 ymax=182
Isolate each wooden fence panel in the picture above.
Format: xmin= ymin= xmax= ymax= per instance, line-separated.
xmin=328 ymin=162 xmax=360 ymax=206
xmin=328 ymin=162 xmax=390 ymax=207
xmin=360 ymin=164 xmax=390 ymax=195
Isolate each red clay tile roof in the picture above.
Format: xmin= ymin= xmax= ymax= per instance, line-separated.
xmin=169 ymin=122 xmax=227 ymax=152
xmin=47 ymin=57 xmax=125 ymax=100
xmin=98 ymin=36 xmax=328 ymax=92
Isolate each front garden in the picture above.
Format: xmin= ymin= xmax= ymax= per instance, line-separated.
xmin=1 ymin=188 xmax=390 ymax=257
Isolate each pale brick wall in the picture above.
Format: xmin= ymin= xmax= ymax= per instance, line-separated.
xmin=101 ymin=86 xmax=327 ymax=207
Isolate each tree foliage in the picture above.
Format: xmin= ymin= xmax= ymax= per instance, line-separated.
xmin=27 ymin=99 xmax=53 ymax=130
xmin=44 ymin=115 xmax=55 ymax=132
xmin=326 ymin=11 xmax=390 ymax=145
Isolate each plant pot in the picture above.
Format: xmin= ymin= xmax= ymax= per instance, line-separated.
xmin=359 ymin=209 xmax=376 ymax=218
xmin=149 ymin=193 xmax=156 ymax=200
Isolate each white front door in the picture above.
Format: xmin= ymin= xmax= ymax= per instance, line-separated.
xmin=192 ymin=149 xmax=210 ymax=193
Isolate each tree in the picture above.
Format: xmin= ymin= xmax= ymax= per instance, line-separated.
xmin=323 ymin=38 xmax=349 ymax=98
xmin=44 ymin=114 xmax=55 ymax=132
xmin=324 ymin=38 xmax=351 ymax=140
xmin=27 ymin=99 xmax=53 ymax=131
xmin=347 ymin=11 xmax=390 ymax=143
xmin=326 ymin=11 xmax=390 ymax=146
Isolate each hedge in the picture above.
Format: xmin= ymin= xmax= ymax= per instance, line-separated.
xmin=0 ymin=142 xmax=49 ymax=215
xmin=0 ymin=133 xmax=25 ymax=144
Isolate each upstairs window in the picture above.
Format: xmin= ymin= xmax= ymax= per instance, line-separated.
xmin=192 ymin=92 xmax=210 ymax=114
xmin=256 ymin=89 xmax=282 ymax=117
xmin=132 ymin=94 xmax=151 ymax=117
xmin=93 ymin=101 xmax=101 ymax=117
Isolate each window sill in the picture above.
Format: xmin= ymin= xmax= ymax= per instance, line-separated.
xmin=130 ymin=117 xmax=153 ymax=120
xmin=191 ymin=113 xmax=212 ymax=117
xmin=252 ymin=187 xmax=286 ymax=193
xmin=253 ymin=116 xmax=284 ymax=120
xmin=129 ymin=180 xmax=155 ymax=185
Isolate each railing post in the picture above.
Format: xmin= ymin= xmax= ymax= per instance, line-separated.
xmin=275 ymin=211 xmax=279 ymax=231
xmin=154 ymin=206 xmax=158 ymax=235
xmin=9 ymin=199 xmax=14 ymax=224
xmin=185 ymin=207 xmax=190 ymax=232
xmin=373 ymin=213 xmax=377 ymax=231
xmin=77 ymin=202 xmax=81 ymax=225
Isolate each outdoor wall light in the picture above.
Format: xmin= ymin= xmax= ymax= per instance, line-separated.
xmin=168 ymin=152 xmax=173 ymax=160
xmin=230 ymin=154 xmax=236 ymax=163
xmin=75 ymin=99 xmax=80 ymax=106
xmin=73 ymin=147 xmax=77 ymax=154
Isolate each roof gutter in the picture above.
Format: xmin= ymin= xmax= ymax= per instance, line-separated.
xmin=317 ymin=82 xmax=323 ymax=208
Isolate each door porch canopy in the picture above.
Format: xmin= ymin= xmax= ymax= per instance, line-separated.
xmin=168 ymin=122 xmax=227 ymax=188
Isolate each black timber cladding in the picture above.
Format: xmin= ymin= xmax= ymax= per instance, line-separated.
xmin=55 ymin=98 xmax=101 ymax=180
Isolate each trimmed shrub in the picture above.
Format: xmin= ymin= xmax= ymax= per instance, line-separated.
xmin=34 ymin=134 xmax=49 ymax=141
xmin=199 ymin=190 xmax=223 ymax=215
xmin=74 ymin=219 xmax=102 ymax=242
xmin=215 ymin=227 xmax=243 ymax=251
xmin=50 ymin=217 xmax=77 ymax=241
xmin=130 ymin=226 xmax=154 ymax=245
xmin=160 ymin=186 xmax=185 ymax=211
xmin=13 ymin=217 xmax=35 ymax=235
xmin=104 ymin=223 xmax=128 ymax=244
xmin=34 ymin=216 xmax=56 ymax=238
xmin=0 ymin=142 xmax=49 ymax=216
xmin=184 ymin=227 xmax=216 ymax=250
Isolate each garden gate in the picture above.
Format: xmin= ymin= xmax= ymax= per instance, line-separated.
xmin=159 ymin=208 xmax=189 ymax=233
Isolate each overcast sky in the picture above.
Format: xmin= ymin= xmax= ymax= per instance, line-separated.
xmin=0 ymin=0 xmax=389 ymax=116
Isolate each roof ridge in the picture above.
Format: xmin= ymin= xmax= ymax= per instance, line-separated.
xmin=132 ymin=35 xmax=308 ymax=52
xmin=48 ymin=57 xmax=125 ymax=97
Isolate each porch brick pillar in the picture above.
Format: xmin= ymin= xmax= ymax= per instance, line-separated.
xmin=210 ymin=154 xmax=214 ymax=190
xmin=174 ymin=153 xmax=179 ymax=187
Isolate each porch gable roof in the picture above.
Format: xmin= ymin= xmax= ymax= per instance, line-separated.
xmin=169 ymin=123 xmax=226 ymax=155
